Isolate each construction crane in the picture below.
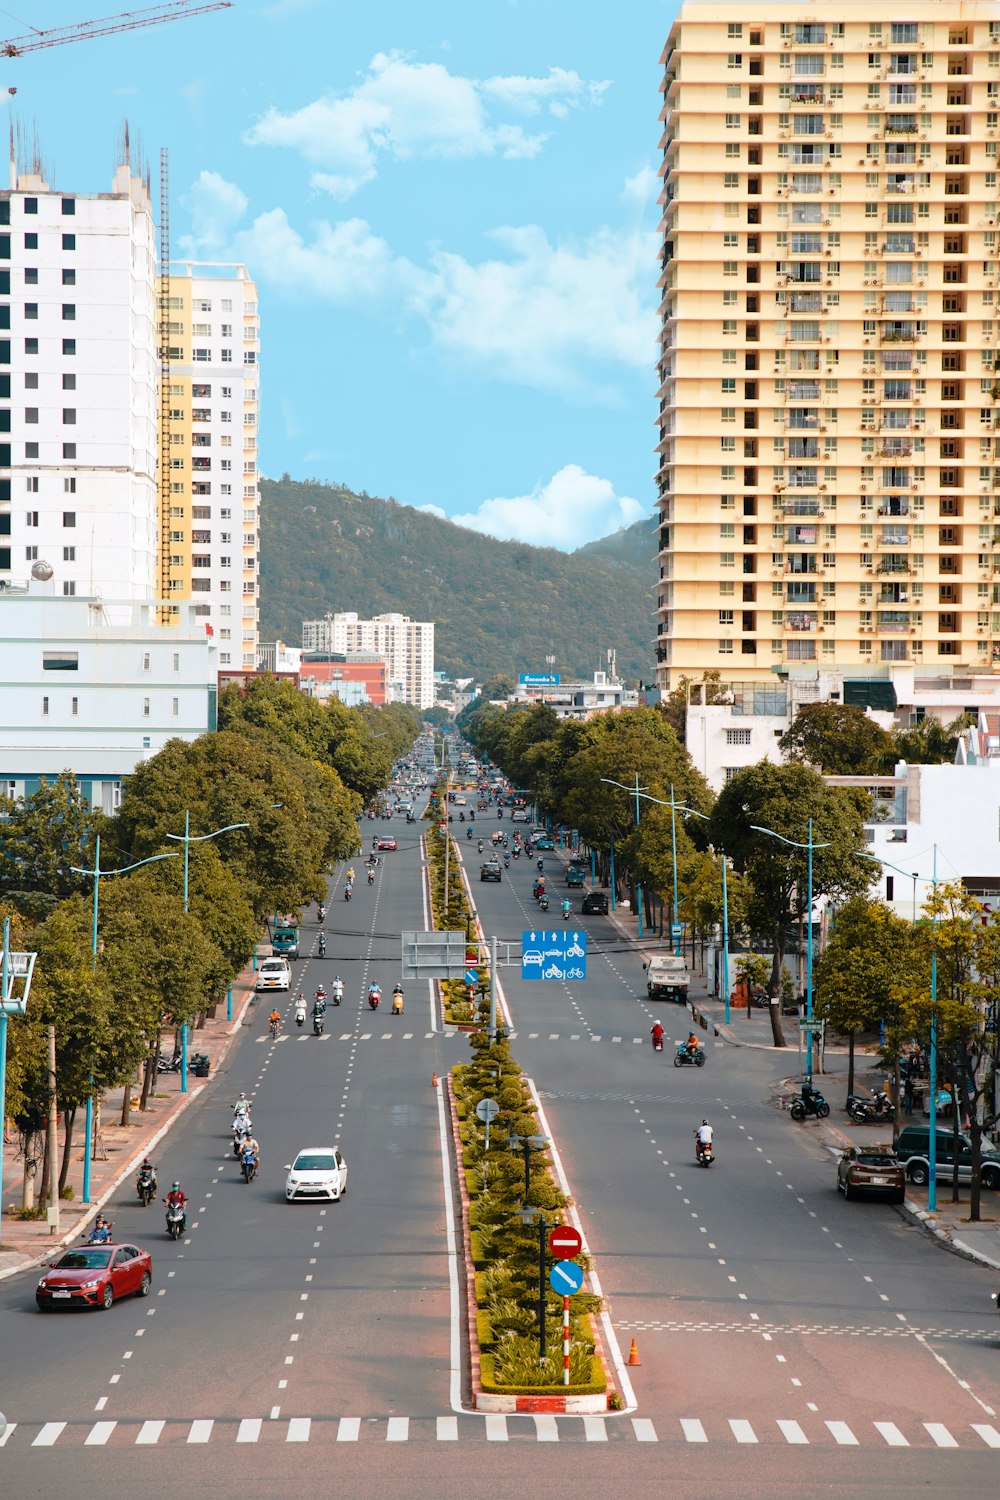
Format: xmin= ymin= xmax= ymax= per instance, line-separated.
xmin=1 ymin=1 xmax=232 ymax=58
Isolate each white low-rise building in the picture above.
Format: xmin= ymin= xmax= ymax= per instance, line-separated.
xmin=0 ymin=586 xmax=218 ymax=812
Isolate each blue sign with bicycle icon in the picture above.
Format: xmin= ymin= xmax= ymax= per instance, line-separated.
xmin=521 ymin=930 xmax=587 ymax=981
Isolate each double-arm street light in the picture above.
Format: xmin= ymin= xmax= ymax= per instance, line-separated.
xmin=69 ymin=834 xmax=181 ymax=1201
xmin=166 ymin=810 xmax=250 ymax=1090
xmin=748 ymin=818 xmax=832 ymax=1085
xmin=599 ymin=774 xmax=647 ymax=938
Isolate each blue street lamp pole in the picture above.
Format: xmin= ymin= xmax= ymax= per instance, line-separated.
xmin=749 ymin=819 xmax=832 ymax=1085
xmin=70 ymin=835 xmax=180 ymax=1201
xmin=600 ymin=775 xmax=647 ymax=938
xmin=166 ymin=812 xmax=249 ymax=1091
xmin=721 ymin=854 xmax=730 ymax=1027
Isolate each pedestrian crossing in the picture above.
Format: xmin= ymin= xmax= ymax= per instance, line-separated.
xmin=4 ymin=1414 xmax=999 ymax=1450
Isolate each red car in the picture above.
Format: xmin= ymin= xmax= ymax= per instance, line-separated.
xmin=377 ymin=836 xmax=397 ymax=851
xmin=36 ymin=1243 xmax=153 ymax=1311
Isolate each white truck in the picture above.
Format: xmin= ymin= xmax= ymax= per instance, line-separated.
xmin=643 ymin=953 xmax=690 ymax=1003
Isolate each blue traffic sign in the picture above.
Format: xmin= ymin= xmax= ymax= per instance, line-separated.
xmin=670 ymin=924 xmax=683 ymax=940
xmin=465 ymin=969 xmax=479 ymax=986
xmin=521 ymin=930 xmax=587 ymax=982
xmin=549 ymin=1260 xmax=584 ymax=1295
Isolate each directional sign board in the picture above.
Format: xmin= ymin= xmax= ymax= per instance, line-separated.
xmin=549 ymin=1260 xmax=584 ymax=1295
xmin=465 ymin=969 xmax=479 ymax=987
xmin=475 ymin=1098 xmax=499 ymax=1123
xmin=521 ymin=930 xmax=587 ymax=982
xmin=548 ymin=1225 xmax=582 ymax=1258
xmin=401 ymin=930 xmax=469 ymax=982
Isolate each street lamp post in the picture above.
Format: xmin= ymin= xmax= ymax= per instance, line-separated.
xmin=600 ymin=774 xmax=647 ymax=939
xmin=0 ymin=916 xmax=37 ymax=1218
xmin=508 ymin=1131 xmax=548 ymax=1199
xmin=165 ymin=812 xmax=249 ymax=1091
xmin=69 ymin=834 xmax=181 ymax=1201
xmin=749 ymin=819 xmax=832 ymax=1085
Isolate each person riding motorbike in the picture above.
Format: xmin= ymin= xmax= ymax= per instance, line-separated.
xmin=332 ymin=976 xmax=344 ymax=1005
xmin=687 ymin=1031 xmax=701 ymax=1053
xmin=391 ymin=983 xmax=404 ymax=1015
xmin=344 ymin=883 xmax=352 ymax=902
xmin=294 ymin=994 xmax=307 ymax=1026
xmin=466 ymin=826 xmax=473 ymax=840
xmin=89 ymin=1213 xmax=114 ymax=1244
xmin=561 ymin=898 xmax=571 ymax=920
xmin=650 ymin=1022 xmax=664 ymax=1050
xmin=314 ymin=985 xmax=327 ymax=1007
xmin=503 ymin=853 xmax=510 ymax=868
xmin=536 ymin=858 xmax=544 ymax=872
xmin=269 ymin=1008 xmax=281 ymax=1037
xmin=312 ymin=995 xmax=326 ymax=1019
xmin=695 ymin=1120 xmax=714 ymax=1162
xmin=318 ymin=932 xmax=327 ymax=956
xmin=459 ymin=812 xmax=465 ymax=822
xmin=367 ymin=866 xmax=375 ymax=884
xmin=368 ymin=982 xmax=382 ymax=1009
xmin=137 ymin=1157 xmax=157 ymax=1192
xmin=233 ymin=1092 xmax=251 ymax=1118
xmin=346 ymin=868 xmax=355 ymax=887
xmin=317 ymin=903 xmax=326 ymax=922
xmin=477 ymin=840 xmax=484 ymax=854
xmin=165 ymin=1181 xmax=188 ymax=1227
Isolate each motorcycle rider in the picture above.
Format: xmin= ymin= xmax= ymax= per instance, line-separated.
xmin=344 ymin=882 xmax=352 ymax=901
xmin=317 ymin=902 xmax=327 ymax=922
xmin=332 ymin=976 xmax=344 ymax=1005
xmin=368 ymin=982 xmax=382 ymax=1009
xmin=346 ymin=868 xmax=355 ymax=887
xmin=318 ymin=933 xmax=327 ymax=957
xmin=561 ymin=898 xmax=571 ymax=920
xmin=294 ymin=993 xmax=307 ymax=1026
xmin=269 ymin=1007 xmax=281 ymax=1036
xmin=241 ymin=1134 xmax=260 ymax=1173
xmin=367 ymin=866 xmax=375 ymax=884
xmin=650 ymin=1021 xmax=665 ymax=1050
xmin=233 ymin=1092 xmax=251 ymax=1119
xmin=165 ymin=1181 xmax=188 ymax=1231
xmin=391 ymin=983 xmax=404 ymax=1015
xmin=477 ymin=840 xmax=484 ymax=854
xmin=686 ymin=1030 xmax=701 ymax=1054
xmin=695 ymin=1119 xmax=714 ymax=1162
xmin=89 ymin=1213 xmax=114 ymax=1244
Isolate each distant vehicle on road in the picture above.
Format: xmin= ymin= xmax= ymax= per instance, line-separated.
xmin=272 ymin=917 xmax=299 ymax=960
xmin=285 ymin=1147 xmax=348 ymax=1202
xmin=36 ymin=1244 xmax=152 ymax=1310
xmin=480 ymin=862 xmax=502 ymax=883
xmin=256 ymin=957 xmax=291 ymax=993
xmin=582 ymin=891 xmax=608 ymax=916
xmin=534 ymin=835 xmax=555 ymax=851
xmin=836 ymin=1146 xmax=905 ymax=1203
xmin=511 ymin=808 xmax=530 ymax=823
xmin=644 ymin=953 xmax=690 ymax=1003
xmin=377 ymin=836 xmax=397 ymax=852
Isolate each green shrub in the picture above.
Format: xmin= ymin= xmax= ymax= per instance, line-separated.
xmin=476 ymin=1309 xmax=495 ymax=1350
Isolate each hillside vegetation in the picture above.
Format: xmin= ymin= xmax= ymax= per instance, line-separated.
xmin=259 ymin=475 xmax=656 ymax=682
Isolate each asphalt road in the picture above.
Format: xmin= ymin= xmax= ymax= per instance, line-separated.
xmin=0 ymin=804 xmax=998 ymax=1500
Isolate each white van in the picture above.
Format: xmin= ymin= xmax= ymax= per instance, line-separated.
xmin=256 ymin=956 xmax=291 ymax=993
xmin=643 ymin=953 xmax=690 ymax=1002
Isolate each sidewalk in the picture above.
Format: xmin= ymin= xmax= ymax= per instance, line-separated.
xmin=0 ymin=965 xmax=260 ymax=1282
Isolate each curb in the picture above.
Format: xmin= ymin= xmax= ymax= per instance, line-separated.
xmin=899 ymin=1202 xmax=1000 ymax=1271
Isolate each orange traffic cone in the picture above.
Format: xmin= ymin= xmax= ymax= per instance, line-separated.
xmin=627 ymin=1338 xmax=641 ymax=1367
xmin=432 ymin=1072 xmax=439 ymax=1088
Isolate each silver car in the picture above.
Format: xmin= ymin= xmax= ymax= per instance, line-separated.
xmin=285 ymin=1147 xmax=348 ymax=1202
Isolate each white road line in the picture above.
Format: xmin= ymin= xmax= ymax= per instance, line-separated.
xmin=534 ymin=1415 xmax=559 ymax=1441
xmin=0 ymin=1424 xmax=15 ymax=1447
xmin=237 ymin=1418 xmax=261 ymax=1443
xmin=583 ymin=1417 xmax=607 ymax=1442
xmin=337 ymin=1417 xmax=360 ymax=1442
xmin=286 ymin=1418 xmax=310 ymax=1443
xmin=436 ymin=1081 xmax=464 ymax=1416
xmin=436 ymin=1416 xmax=458 ymax=1441
xmin=485 ymin=1415 xmax=508 ymax=1441
xmin=924 ymin=1423 xmax=958 ymax=1448
xmin=85 ymin=1422 xmax=116 ymax=1446
xmin=680 ymin=1419 xmax=707 ymax=1443
xmin=386 ymin=1418 xmax=409 ymax=1441
xmin=135 ymin=1420 xmax=164 ymax=1445
xmin=729 ymin=1420 xmax=758 ymax=1444
xmin=826 ymin=1421 xmax=859 ymax=1446
xmin=874 ymin=1422 xmax=909 ymax=1447
xmin=777 ymin=1420 xmax=808 ymax=1445
xmin=187 ymin=1420 xmax=213 ymax=1444
xmin=32 ymin=1423 xmax=65 ymax=1447
xmin=972 ymin=1424 xmax=1000 ymax=1447
xmin=631 ymin=1418 xmax=657 ymax=1442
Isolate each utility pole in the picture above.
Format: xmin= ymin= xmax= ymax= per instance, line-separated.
xmin=46 ymin=1024 xmax=59 ymax=1233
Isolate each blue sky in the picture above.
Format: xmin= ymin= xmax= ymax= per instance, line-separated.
xmin=8 ymin=0 xmax=676 ymax=548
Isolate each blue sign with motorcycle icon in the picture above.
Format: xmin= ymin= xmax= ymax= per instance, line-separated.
xmin=521 ymin=930 xmax=587 ymax=981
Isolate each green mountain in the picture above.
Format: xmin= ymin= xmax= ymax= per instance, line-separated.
xmin=259 ymin=476 xmax=657 ymax=683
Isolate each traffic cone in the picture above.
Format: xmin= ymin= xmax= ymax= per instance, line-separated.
xmin=627 ymin=1338 xmax=641 ymax=1366
xmin=432 ymin=1072 xmax=439 ymax=1088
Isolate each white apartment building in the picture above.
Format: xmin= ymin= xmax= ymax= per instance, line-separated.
xmin=160 ymin=262 xmax=260 ymax=669
xmin=0 ymin=585 xmax=218 ymax=813
xmin=301 ymin=611 xmax=435 ymax=709
xmin=0 ymin=159 xmax=158 ymax=616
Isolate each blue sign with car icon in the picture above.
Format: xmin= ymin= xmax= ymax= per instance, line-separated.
xmin=521 ymin=931 xmax=587 ymax=981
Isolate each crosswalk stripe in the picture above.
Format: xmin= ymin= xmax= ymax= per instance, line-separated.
xmin=236 ymin=1418 xmax=261 ymax=1443
xmin=85 ymin=1422 xmax=116 ymax=1446
xmin=972 ymin=1424 xmax=1000 ymax=1448
xmin=287 ymin=1418 xmax=310 ymax=1443
xmin=777 ymin=1420 xmax=808 ymax=1445
xmin=485 ymin=1415 xmax=508 ymax=1441
xmin=386 ymin=1418 xmax=409 ymax=1442
xmin=583 ymin=1417 xmax=607 ymax=1442
xmin=0 ymin=1424 xmax=16 ymax=1447
xmin=436 ymin=1417 xmax=458 ymax=1441
xmin=187 ymin=1420 xmax=213 ymax=1444
xmin=337 ymin=1417 xmax=360 ymax=1442
xmin=631 ymin=1418 xmax=658 ymax=1442
xmin=534 ymin=1415 xmax=559 ymax=1442
xmin=361 ymin=1033 xmax=372 ymax=1040
xmin=826 ymin=1422 xmax=858 ymax=1446
xmin=729 ymin=1420 xmax=757 ymax=1444
xmin=381 ymin=1033 xmax=393 ymax=1040
xmin=680 ymin=1419 xmax=707 ymax=1443
xmin=32 ymin=1423 xmax=65 ymax=1447
xmin=135 ymin=1420 xmax=164 ymax=1445
xmin=874 ymin=1422 xmax=908 ymax=1447
xmin=339 ymin=1033 xmax=352 ymax=1040
xmin=924 ymin=1423 xmax=958 ymax=1448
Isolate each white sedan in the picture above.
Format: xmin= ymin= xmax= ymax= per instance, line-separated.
xmin=285 ymin=1147 xmax=348 ymax=1202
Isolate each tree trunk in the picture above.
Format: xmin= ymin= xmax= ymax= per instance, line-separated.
xmin=950 ymin=1079 xmax=961 ymax=1204
xmin=963 ymin=1051 xmax=982 ymax=1224
xmin=38 ymin=1123 xmax=50 ymax=1206
xmin=120 ymin=1072 xmax=133 ymax=1127
xmin=20 ymin=1128 xmax=36 ymax=1212
xmin=768 ymin=944 xmax=788 ymax=1047
xmin=846 ymin=1031 xmax=855 ymax=1104
xmin=892 ymin=1058 xmax=901 ymax=1149
xmin=58 ymin=1104 xmax=76 ymax=1197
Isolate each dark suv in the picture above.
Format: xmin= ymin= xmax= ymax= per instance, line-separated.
xmin=893 ymin=1125 xmax=1000 ymax=1190
xmin=480 ymin=861 xmax=501 ymax=883
xmin=581 ymin=891 xmax=608 ymax=916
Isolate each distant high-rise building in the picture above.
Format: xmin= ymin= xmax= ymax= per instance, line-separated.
xmin=0 ymin=160 xmax=158 ymax=613
xmin=656 ymin=2 xmax=1000 ymax=689
xmin=158 ymin=263 xmax=260 ymax=669
xmin=301 ymin=612 xmax=435 ymax=709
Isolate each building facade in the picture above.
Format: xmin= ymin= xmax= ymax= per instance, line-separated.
xmin=159 ymin=262 xmax=260 ymax=669
xmin=0 ymin=160 xmax=158 ymax=615
xmin=299 ymin=653 xmax=387 ymax=706
xmin=657 ymin=2 xmax=1000 ymax=689
xmin=301 ymin=612 xmax=434 ymax=708
xmin=0 ymin=586 xmax=218 ymax=813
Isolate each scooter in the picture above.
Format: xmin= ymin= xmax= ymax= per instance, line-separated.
xmin=331 ymin=979 xmax=344 ymax=1007
xmin=477 ymin=841 xmax=484 ymax=854
xmin=367 ymin=869 xmax=374 ymax=884
xmin=391 ymin=988 xmax=404 ymax=1015
xmin=539 ymin=895 xmax=549 ymax=912
xmin=674 ymin=1042 xmax=706 ymax=1068
xmin=789 ymin=1087 xmax=830 ymax=1122
xmin=87 ymin=1221 xmax=113 ymax=1245
xmin=847 ymin=1090 xmax=894 ymax=1124
xmin=536 ymin=859 xmax=544 ymax=872
xmin=157 ymin=1050 xmax=182 ymax=1074
xmin=240 ymin=1147 xmax=258 ymax=1184
xmin=561 ymin=901 xmax=571 ymax=921
xmin=368 ymin=987 xmax=381 ymax=1011
xmin=317 ymin=905 xmax=326 ymax=922
xmin=651 ymin=1031 xmax=664 ymax=1053
xmin=695 ymin=1135 xmax=715 ymax=1167
xmin=294 ymin=1002 xmax=306 ymax=1028
xmin=136 ymin=1170 xmax=157 ymax=1206
xmin=313 ymin=1009 xmax=325 ymax=1036
xmin=344 ymin=885 xmax=352 ymax=902
xmin=164 ymin=1201 xmax=186 ymax=1240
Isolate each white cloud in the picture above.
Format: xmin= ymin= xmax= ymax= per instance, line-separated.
xmin=243 ymin=52 xmax=604 ymax=199
xmin=450 ymin=465 xmax=645 ymax=550
xmin=621 ymin=164 xmax=659 ymax=207
xmin=178 ymin=170 xmax=248 ymax=256
xmin=417 ymin=502 xmax=447 ymax=520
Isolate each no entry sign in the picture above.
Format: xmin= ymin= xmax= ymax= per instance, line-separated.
xmin=548 ymin=1224 xmax=582 ymax=1259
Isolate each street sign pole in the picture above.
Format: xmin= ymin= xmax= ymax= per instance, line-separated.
xmin=488 ymin=934 xmax=498 ymax=1038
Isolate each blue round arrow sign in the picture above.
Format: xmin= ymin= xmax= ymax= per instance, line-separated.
xmin=549 ymin=1260 xmax=584 ymax=1295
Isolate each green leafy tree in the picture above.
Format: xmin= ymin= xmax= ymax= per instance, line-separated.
xmin=779 ymin=703 xmax=895 ymax=775
xmin=0 ymin=772 xmax=101 ymax=908
xmin=708 ymin=762 xmax=871 ymax=1045
xmin=890 ymin=713 xmax=973 ymax=768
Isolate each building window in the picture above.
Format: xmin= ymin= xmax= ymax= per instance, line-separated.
xmin=70 ymin=696 xmax=78 ymax=715
xmin=42 ymin=651 xmax=78 ymax=670
xmin=62 ymin=373 xmax=76 ymax=390
xmin=62 ymin=443 xmax=76 ymax=459
xmin=25 ymin=510 xmax=38 ymax=526
xmin=62 ymin=233 xmax=75 ymax=250
xmin=142 ymin=652 xmax=150 ymax=671
xmin=24 ymin=302 xmax=37 ymax=319
xmin=61 ymin=304 xmax=75 ymax=321
xmin=23 ymin=233 xmax=36 ymax=249
xmin=62 ymin=339 xmax=75 ymax=355
xmin=726 ymin=728 xmax=753 ymax=746
xmin=23 ymin=338 xmax=37 ymax=355
xmin=172 ymin=697 xmax=179 ymax=717
xmin=142 ymin=697 xmax=150 ymax=718
xmin=24 ymin=267 xmax=37 ymax=285
xmin=62 ymin=546 xmax=75 ymax=561
xmin=61 ymin=197 xmax=75 ymax=216
xmin=24 ymin=545 xmax=37 ymax=560
xmin=23 ymin=197 xmax=37 ymax=215
xmin=41 ymin=695 xmax=48 ymax=716
xmin=62 ymin=582 xmax=76 ymax=596
xmin=63 ymin=511 xmax=76 ymax=527
xmin=25 ymin=407 xmax=37 ymax=423
xmin=64 ymin=477 xmax=76 ymax=493
xmin=62 ymin=408 xmax=76 ymax=424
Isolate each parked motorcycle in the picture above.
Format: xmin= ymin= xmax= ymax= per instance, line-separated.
xmin=789 ymin=1086 xmax=830 ymax=1122
xmin=157 ymin=1050 xmax=182 ymax=1074
xmin=674 ymin=1041 xmax=706 ymax=1068
xmin=164 ymin=1202 xmax=186 ymax=1240
xmin=847 ymin=1090 xmax=895 ymax=1125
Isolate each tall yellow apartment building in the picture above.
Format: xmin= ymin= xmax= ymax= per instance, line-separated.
xmin=656 ymin=2 xmax=1000 ymax=689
